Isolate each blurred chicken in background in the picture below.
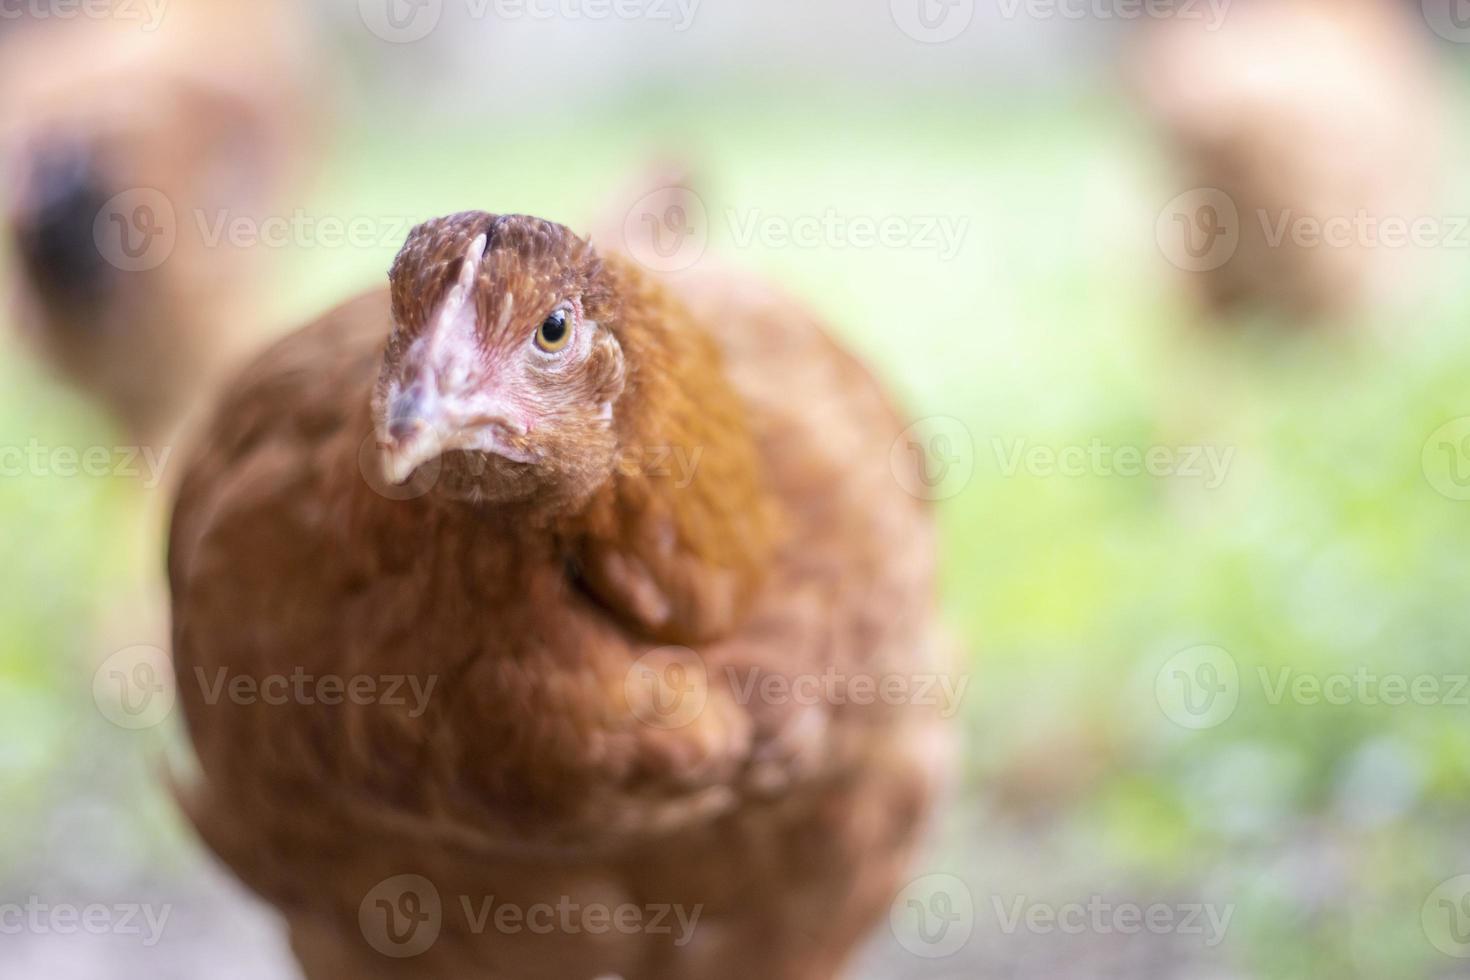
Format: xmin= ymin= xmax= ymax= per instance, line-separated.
xmin=0 ymin=0 xmax=322 ymax=446
xmin=1135 ymin=0 xmax=1445 ymax=321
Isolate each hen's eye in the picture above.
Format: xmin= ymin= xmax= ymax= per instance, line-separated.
xmin=535 ymin=309 xmax=571 ymax=352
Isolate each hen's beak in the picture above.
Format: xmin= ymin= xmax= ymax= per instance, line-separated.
xmin=379 ymin=379 xmax=535 ymax=486
xmin=380 ymin=382 xmax=447 ymax=486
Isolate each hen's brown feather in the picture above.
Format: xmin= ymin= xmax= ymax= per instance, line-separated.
xmin=169 ymin=223 xmax=947 ymax=979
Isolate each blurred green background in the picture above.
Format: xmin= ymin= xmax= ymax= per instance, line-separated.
xmin=5 ymin=10 xmax=1470 ymax=978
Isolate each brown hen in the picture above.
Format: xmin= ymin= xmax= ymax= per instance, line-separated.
xmin=0 ymin=0 xmax=320 ymax=445
xmin=168 ymin=212 xmax=950 ymax=979
xmin=1135 ymin=0 xmax=1444 ymax=320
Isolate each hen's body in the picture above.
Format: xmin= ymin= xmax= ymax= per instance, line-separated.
xmin=169 ymin=239 xmax=946 ymax=978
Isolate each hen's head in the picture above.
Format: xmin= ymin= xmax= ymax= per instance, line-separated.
xmin=375 ymin=212 xmax=629 ymax=508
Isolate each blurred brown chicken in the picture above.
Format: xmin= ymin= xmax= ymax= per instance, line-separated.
xmin=168 ymin=211 xmax=950 ymax=978
xmin=0 ymin=0 xmax=320 ymax=445
xmin=1135 ymin=0 xmax=1444 ymax=320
